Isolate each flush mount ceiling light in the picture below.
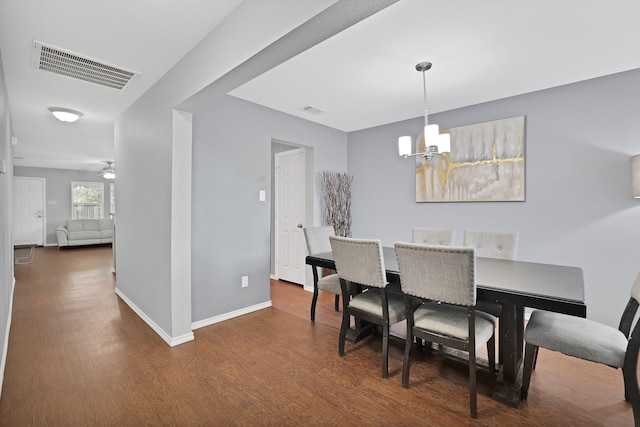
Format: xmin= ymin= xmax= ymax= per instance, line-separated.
xmin=49 ymin=107 xmax=83 ymax=123
xmin=398 ymin=62 xmax=450 ymax=161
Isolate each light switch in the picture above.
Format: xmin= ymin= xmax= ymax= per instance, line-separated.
xmin=259 ymin=190 xmax=266 ymax=201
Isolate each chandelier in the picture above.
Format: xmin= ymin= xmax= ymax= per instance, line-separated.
xmin=398 ymin=62 xmax=450 ymax=161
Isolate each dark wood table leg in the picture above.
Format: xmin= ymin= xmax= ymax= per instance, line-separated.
xmin=516 ymin=305 xmax=525 ymax=361
xmin=502 ymin=304 xmax=526 ymax=378
xmin=492 ymin=361 xmax=524 ymax=408
xmin=491 ymin=302 xmax=526 ymax=408
xmin=346 ymin=315 xmax=374 ymax=344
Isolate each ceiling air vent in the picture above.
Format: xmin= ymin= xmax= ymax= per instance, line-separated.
xmin=33 ymin=41 xmax=139 ymax=90
xmin=300 ymin=105 xmax=324 ymax=115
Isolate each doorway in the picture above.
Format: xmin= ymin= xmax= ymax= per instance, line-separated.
xmin=13 ymin=177 xmax=46 ymax=246
xmin=274 ymin=148 xmax=306 ymax=285
xmin=271 ymin=140 xmax=314 ymax=289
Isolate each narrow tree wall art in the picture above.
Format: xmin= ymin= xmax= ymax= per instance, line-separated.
xmin=321 ymin=171 xmax=353 ymax=237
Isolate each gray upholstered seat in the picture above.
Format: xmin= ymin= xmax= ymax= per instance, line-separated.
xmin=413 ymin=304 xmax=495 ymax=344
xmin=303 ymin=226 xmax=344 ymax=321
xmin=411 ymin=227 xmax=456 ymax=246
xmin=521 ymin=272 xmax=640 ymax=425
xmin=348 ymin=290 xmax=405 ymax=319
xmin=395 ymin=242 xmax=496 ymax=419
xmin=329 ymin=235 xmax=406 ymax=378
xmin=316 ymin=274 xmax=341 ymax=294
xmin=524 ymin=311 xmax=627 ymax=367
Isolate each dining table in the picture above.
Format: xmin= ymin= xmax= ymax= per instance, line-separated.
xmin=306 ymin=246 xmax=586 ymax=408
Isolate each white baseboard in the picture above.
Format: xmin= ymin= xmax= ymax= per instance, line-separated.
xmin=270 ymin=274 xmax=277 ymax=280
xmin=192 ymin=300 xmax=272 ymax=330
xmin=114 ymin=287 xmax=194 ymax=347
xmin=0 ymin=277 xmax=16 ymax=400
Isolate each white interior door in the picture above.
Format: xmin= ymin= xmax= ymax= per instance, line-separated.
xmin=275 ymin=148 xmax=306 ymax=284
xmin=13 ymin=177 xmax=45 ymax=246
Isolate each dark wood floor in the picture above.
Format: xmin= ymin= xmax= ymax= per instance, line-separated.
xmin=0 ymin=246 xmax=634 ymax=426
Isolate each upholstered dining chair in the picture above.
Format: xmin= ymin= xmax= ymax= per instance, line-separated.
xmin=463 ymin=230 xmax=519 ymax=260
xmin=412 ymin=226 xmax=456 ymax=246
xmin=463 ymin=229 xmax=519 ymax=363
xmin=303 ymin=226 xmax=343 ymax=321
xmin=329 ymin=235 xmax=406 ymax=378
xmin=395 ymin=242 xmax=496 ymax=419
xmin=521 ymin=272 xmax=640 ymax=424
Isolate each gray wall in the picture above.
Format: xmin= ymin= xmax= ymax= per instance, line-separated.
xmin=191 ymin=95 xmax=346 ymax=322
xmin=114 ymin=1 xmax=359 ymax=343
xmin=0 ymin=51 xmax=15 ymax=398
xmin=347 ymin=69 xmax=640 ymax=328
xmin=14 ymin=166 xmax=114 ymax=245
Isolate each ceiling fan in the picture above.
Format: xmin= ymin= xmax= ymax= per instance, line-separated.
xmin=99 ymin=161 xmax=115 ymax=180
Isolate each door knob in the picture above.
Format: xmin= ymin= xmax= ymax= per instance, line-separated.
xmin=297 ymin=224 xmax=303 ymax=228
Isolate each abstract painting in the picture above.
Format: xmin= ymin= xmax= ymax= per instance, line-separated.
xmin=415 ymin=116 xmax=525 ymax=202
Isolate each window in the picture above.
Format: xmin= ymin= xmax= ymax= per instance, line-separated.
xmin=71 ymin=182 xmax=104 ymax=219
xmin=109 ymin=183 xmax=115 ymax=218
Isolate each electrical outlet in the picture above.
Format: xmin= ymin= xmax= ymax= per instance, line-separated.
xmin=241 ymin=276 xmax=249 ymax=288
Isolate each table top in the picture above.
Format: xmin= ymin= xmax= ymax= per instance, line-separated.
xmin=306 ymin=246 xmax=586 ymax=316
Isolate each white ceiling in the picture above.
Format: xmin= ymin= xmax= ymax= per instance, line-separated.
xmin=0 ymin=0 xmax=243 ymax=171
xmin=231 ymin=0 xmax=640 ymax=132
xmin=2 ymin=0 xmax=640 ymax=172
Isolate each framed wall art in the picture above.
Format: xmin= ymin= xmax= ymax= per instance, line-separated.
xmin=415 ymin=116 xmax=525 ymax=202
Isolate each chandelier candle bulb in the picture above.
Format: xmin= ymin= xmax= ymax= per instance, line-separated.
xmin=424 ymin=124 xmax=440 ymax=148
xmin=438 ymin=133 xmax=451 ymax=153
xmin=399 ymin=136 xmax=412 ymax=157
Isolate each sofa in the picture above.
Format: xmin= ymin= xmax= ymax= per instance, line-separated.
xmin=56 ymin=219 xmax=114 ymax=248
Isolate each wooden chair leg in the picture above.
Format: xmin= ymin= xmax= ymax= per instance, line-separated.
xmin=469 ymin=345 xmax=477 ymax=418
xmin=424 ymin=341 xmax=432 ymax=357
xmin=334 ymin=294 xmax=340 ymax=311
xmin=310 ymin=269 xmax=320 ymax=321
xmin=381 ymin=323 xmax=389 ymax=378
xmin=402 ymin=327 xmax=412 ymax=388
xmin=310 ymin=287 xmax=319 ymax=321
xmin=338 ymin=310 xmax=349 ymax=357
xmin=521 ymin=342 xmax=537 ymax=400
xmin=487 ymin=334 xmax=496 ymax=378
xmin=498 ymin=318 xmax=503 ymax=365
xmin=622 ymin=377 xmax=640 ymax=427
xmin=622 ymin=344 xmax=640 ymax=426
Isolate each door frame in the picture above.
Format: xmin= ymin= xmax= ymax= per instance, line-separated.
xmin=271 ymin=140 xmax=314 ymax=290
xmin=274 ymin=147 xmax=306 ymax=285
xmin=13 ymin=176 xmax=46 ymax=246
